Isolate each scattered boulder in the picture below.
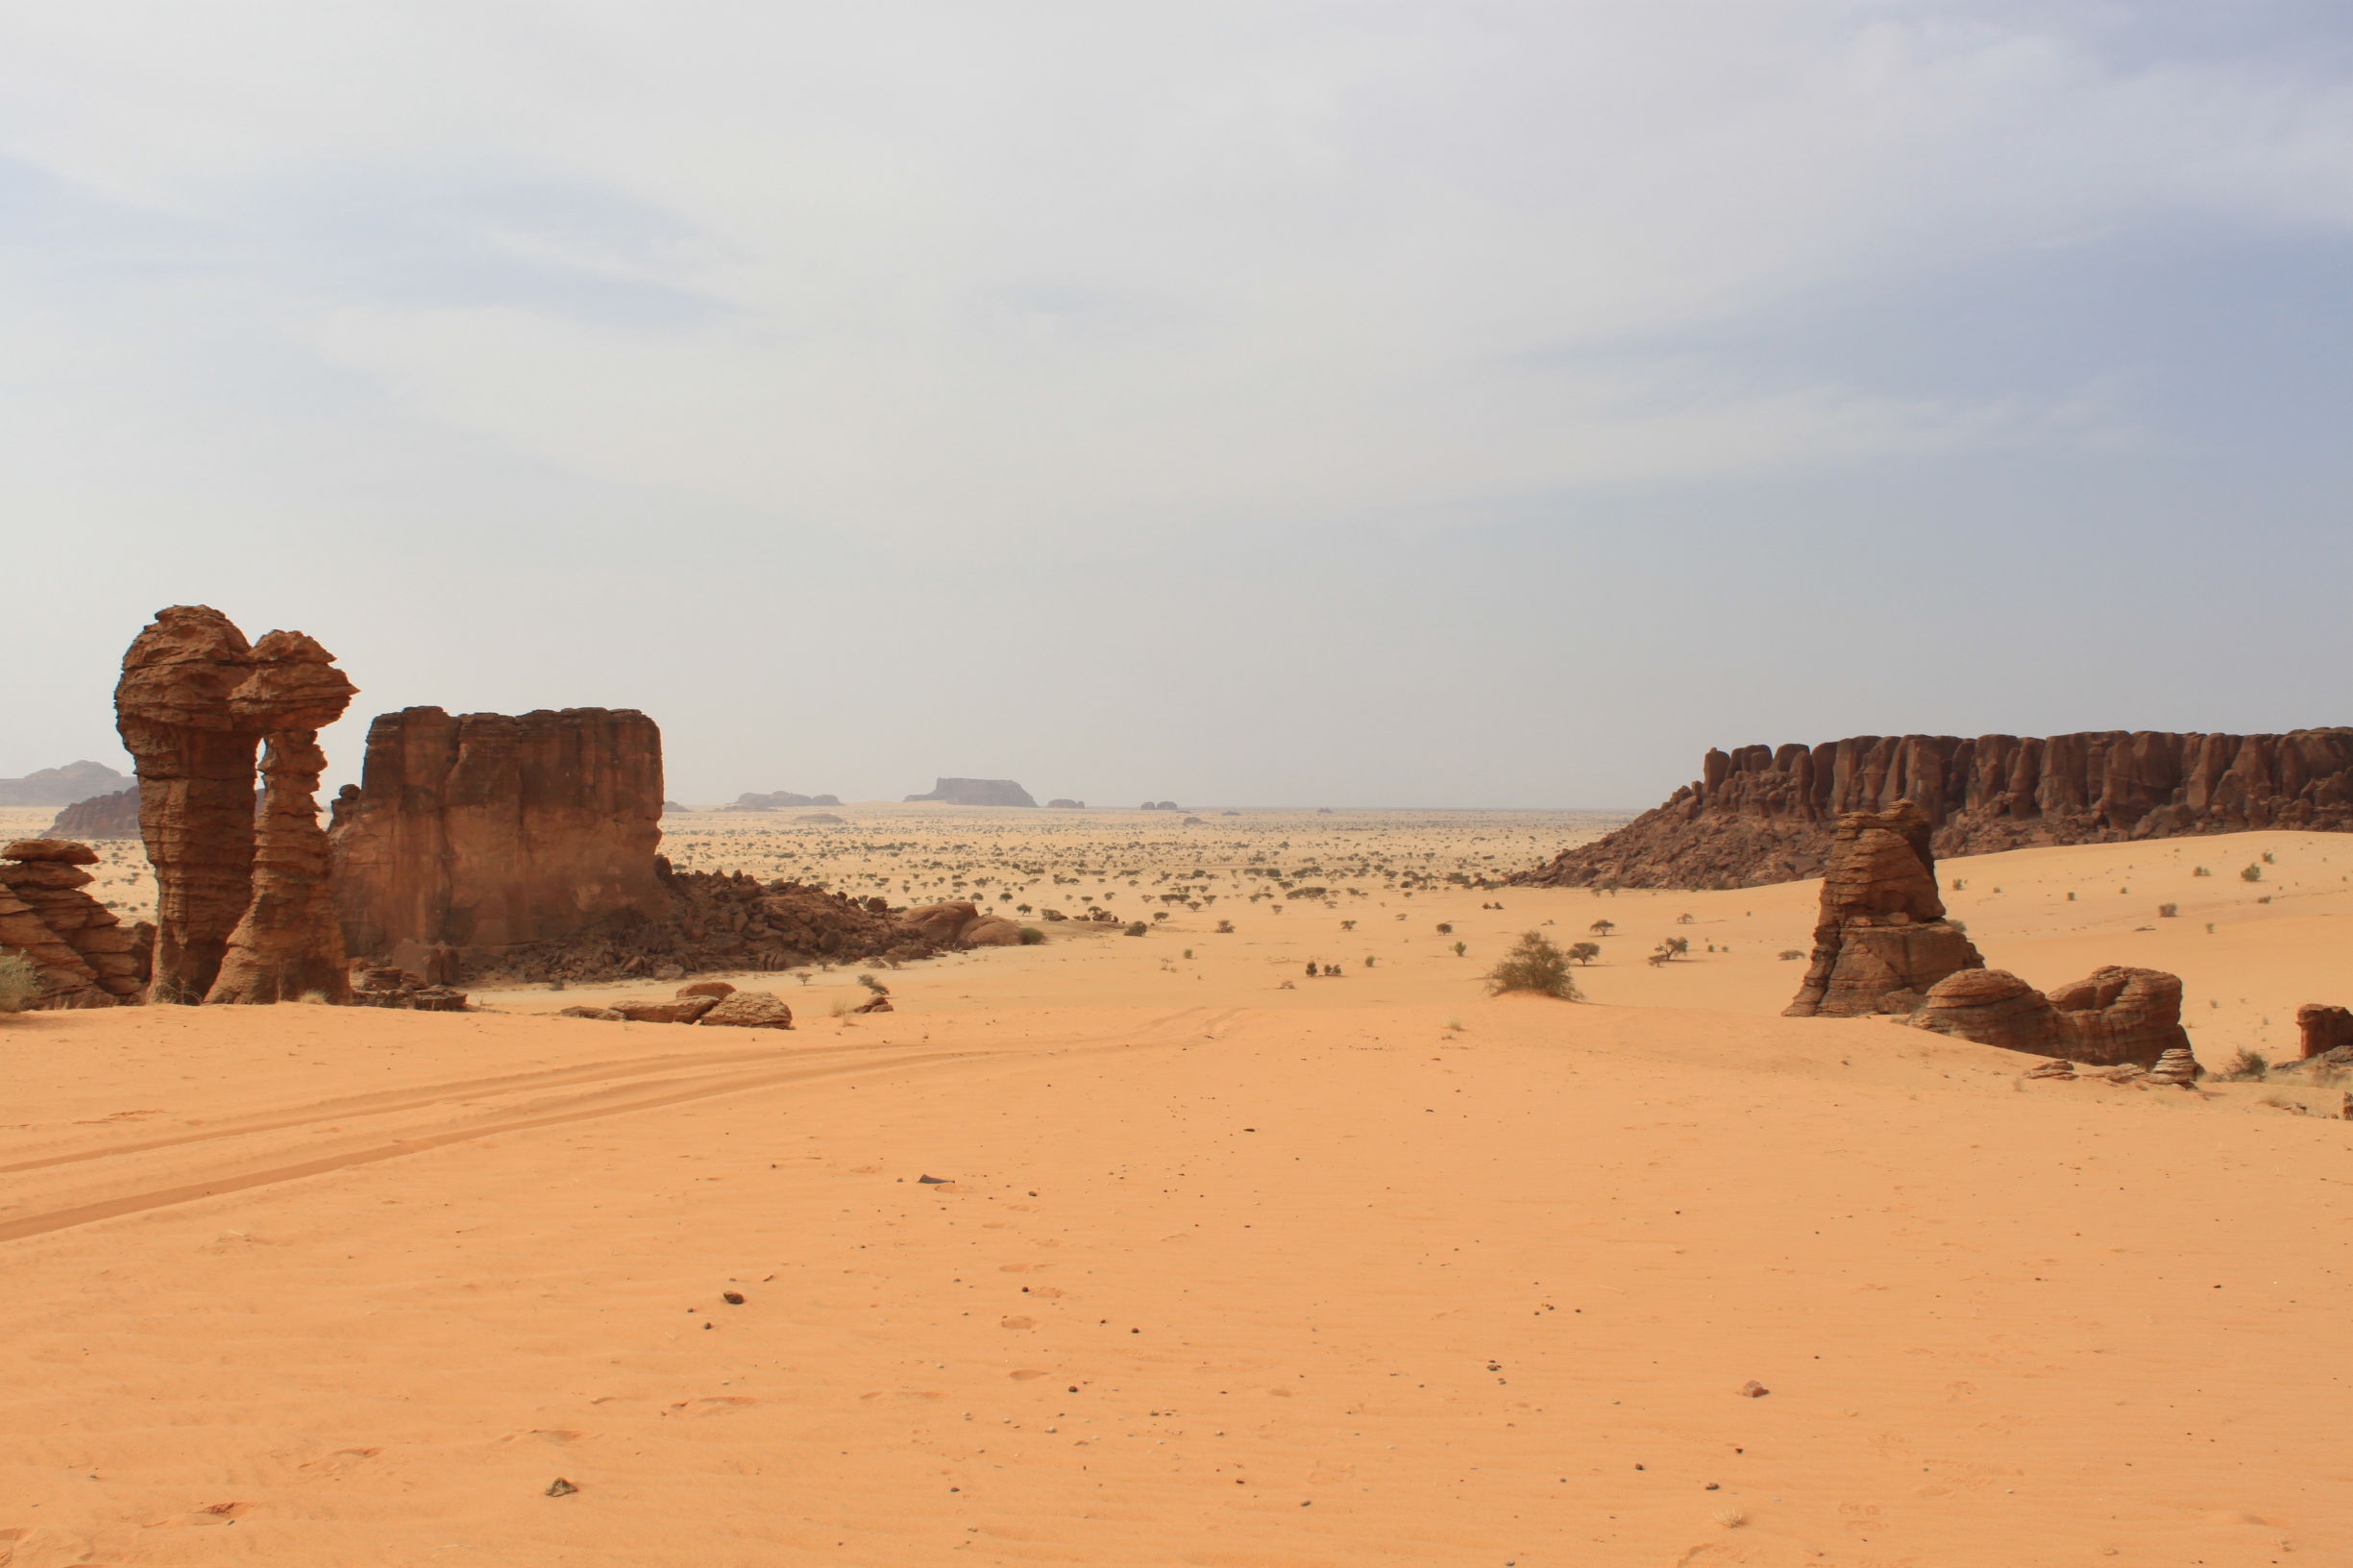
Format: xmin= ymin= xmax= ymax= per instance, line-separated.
xmin=850 ymin=993 xmax=894 ymax=1013
xmin=1907 ymin=969 xmax=2065 ymax=1051
xmin=961 ymin=918 xmax=1024 ymax=946
xmin=903 ymin=778 xmax=1037 ymax=807
xmin=699 ymin=991 xmax=795 ymax=1030
xmin=2046 ymin=966 xmax=2194 ymax=1067
xmin=2295 ymin=1003 xmax=2353 ymax=1061
xmin=557 ymin=1005 xmax=624 ymax=1021
xmin=348 ymin=963 xmax=470 ymax=1011
xmin=677 ymin=979 xmax=736 ymax=999
xmin=2022 ymin=1060 xmax=2078 ymax=1080
xmin=615 ymin=996 xmax=720 ymax=1024
xmin=1784 ymin=803 xmax=1982 ymax=1017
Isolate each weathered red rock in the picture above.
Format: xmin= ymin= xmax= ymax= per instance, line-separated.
xmin=1516 ymin=729 xmax=2353 ymax=889
xmin=2046 ymin=966 xmax=2194 ymax=1068
xmin=677 ymin=980 xmax=736 ymax=1000
xmin=217 ymin=627 xmax=358 ymax=1005
xmin=2296 ymin=1004 xmax=2353 ymax=1061
xmin=115 ymin=607 xmax=355 ymax=1003
xmin=698 ymin=991 xmax=795 ymax=1029
xmin=1906 ymin=968 xmax=2066 ymax=1052
xmin=1784 ymin=803 xmax=1983 ymax=1017
xmin=0 ymin=839 xmax=145 ymax=1003
xmin=615 ymin=996 xmax=720 ymax=1024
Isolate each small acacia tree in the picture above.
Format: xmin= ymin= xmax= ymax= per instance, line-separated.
xmin=1486 ymin=931 xmax=1582 ymax=1000
xmin=1568 ymin=941 xmax=1602 ymax=965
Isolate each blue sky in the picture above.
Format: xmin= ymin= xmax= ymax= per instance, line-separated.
xmin=6 ymin=1 xmax=2349 ymax=807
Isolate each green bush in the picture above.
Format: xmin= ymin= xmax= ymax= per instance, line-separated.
xmin=1017 ymin=926 xmax=1045 ymax=945
xmin=1123 ymin=921 xmax=1148 ymax=937
xmin=2221 ymin=1048 xmax=2269 ymax=1082
xmin=1485 ymin=932 xmax=1581 ymax=1000
xmin=0 ymin=950 xmax=39 ymax=1014
xmin=2241 ymin=864 xmax=2264 ymax=883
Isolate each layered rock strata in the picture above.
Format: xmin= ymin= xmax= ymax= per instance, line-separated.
xmin=2295 ymin=1004 xmax=2353 ymax=1061
xmin=1783 ymin=803 xmax=1983 ymax=1017
xmin=115 ymin=607 xmax=355 ymax=1003
xmin=0 ymin=839 xmax=151 ymax=1007
xmin=1909 ymin=963 xmax=2195 ymax=1068
xmin=208 ymin=731 xmax=352 ymax=1004
xmin=1515 ymin=729 xmax=2353 ymax=890
xmin=46 ymin=787 xmax=142 ymax=840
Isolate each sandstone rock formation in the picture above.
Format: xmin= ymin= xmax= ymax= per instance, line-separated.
xmin=330 ymin=706 xmax=671 ymax=972
xmin=2295 ymin=1004 xmax=2353 ymax=1061
xmin=46 ymin=787 xmax=142 ymax=840
xmin=0 ymin=760 xmax=130 ymax=807
xmin=1516 ymin=729 xmax=2353 ymax=889
xmin=115 ymin=607 xmax=355 ymax=1003
xmin=1909 ymin=962 xmax=2194 ymax=1068
xmin=208 ymin=677 xmax=355 ymax=1005
xmin=904 ymin=778 xmax=1037 ymax=807
xmin=1783 ymin=803 xmax=1983 ymax=1017
xmin=0 ymin=840 xmax=150 ymax=1007
xmin=2046 ymin=966 xmax=2194 ymax=1067
xmin=1905 ymin=969 xmax=2065 ymax=1051
xmin=2145 ymin=1046 xmax=2202 ymax=1086
xmin=699 ymin=991 xmax=795 ymax=1029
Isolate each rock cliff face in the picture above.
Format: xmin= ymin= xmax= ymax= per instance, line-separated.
xmin=0 ymin=760 xmax=131 ymax=807
xmin=1515 ymin=729 xmax=2353 ymax=889
xmin=46 ymin=787 xmax=142 ymax=840
xmin=115 ymin=606 xmax=356 ymax=1003
xmin=904 ymin=778 xmax=1037 ymax=807
xmin=329 ymin=707 xmax=671 ymax=975
xmin=1783 ymin=803 xmax=1983 ymax=1017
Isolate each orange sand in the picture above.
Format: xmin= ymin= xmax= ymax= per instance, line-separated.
xmin=3 ymin=818 xmax=2348 ymax=1566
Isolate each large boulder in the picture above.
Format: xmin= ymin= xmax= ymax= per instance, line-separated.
xmin=1784 ymin=802 xmax=1982 ymax=1017
xmin=900 ymin=901 xmax=982 ymax=946
xmin=698 ymin=991 xmax=795 ymax=1030
xmin=1907 ymin=969 xmax=2066 ymax=1052
xmin=0 ymin=839 xmax=145 ymax=1004
xmin=2047 ymin=966 xmax=2194 ymax=1067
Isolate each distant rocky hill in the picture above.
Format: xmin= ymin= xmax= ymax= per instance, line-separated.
xmin=727 ymin=790 xmax=842 ymax=810
xmin=1513 ymin=729 xmax=2353 ymax=890
xmin=47 ymin=786 xmax=142 ymax=839
xmin=0 ymin=759 xmax=129 ymax=806
xmin=904 ymin=778 xmax=1037 ymax=807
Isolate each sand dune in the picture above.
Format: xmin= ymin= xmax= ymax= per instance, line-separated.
xmin=3 ymin=818 xmax=2348 ymax=1565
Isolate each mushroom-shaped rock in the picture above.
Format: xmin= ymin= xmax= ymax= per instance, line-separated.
xmin=698 ymin=990 xmax=795 ymax=1030
xmin=1 ymin=839 xmax=100 ymax=865
xmin=1906 ymin=968 xmax=2066 ymax=1053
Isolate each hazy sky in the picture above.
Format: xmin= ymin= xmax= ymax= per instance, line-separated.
xmin=7 ymin=2 xmax=2349 ymax=808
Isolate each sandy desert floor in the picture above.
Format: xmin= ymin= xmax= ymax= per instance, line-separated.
xmin=3 ymin=807 xmax=2349 ymax=1567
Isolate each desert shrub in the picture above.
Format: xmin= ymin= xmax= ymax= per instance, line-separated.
xmin=856 ymin=972 xmax=889 ymax=995
xmin=1017 ymin=926 xmax=1044 ymax=945
xmin=1485 ymin=932 xmax=1581 ymax=1000
xmin=2241 ymin=864 xmax=2264 ymax=882
xmin=2262 ymin=850 xmax=2276 ymax=864
xmin=2158 ymin=903 xmax=2178 ymax=918
xmin=1777 ymin=948 xmax=1805 ymax=961
xmin=2222 ymin=1048 xmax=2269 ymax=1082
xmin=2193 ymin=866 xmax=2211 ymax=876
xmin=1214 ymin=919 xmax=1234 ymax=934
xmin=1435 ymin=922 xmax=1454 ymax=935
xmin=1452 ymin=941 xmax=1468 ymax=957
xmin=1568 ymin=942 xmax=1601 ymax=965
xmin=0 ymin=951 xmax=38 ymax=1013
xmin=1123 ymin=921 xmax=1148 ymax=937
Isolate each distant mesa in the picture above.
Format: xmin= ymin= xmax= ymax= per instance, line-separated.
xmin=727 ymin=790 xmax=842 ymax=811
xmin=904 ymin=778 xmax=1037 ymax=807
xmin=0 ymin=759 xmax=129 ymax=807
xmin=47 ymin=786 xmax=142 ymax=840
xmin=661 ymin=799 xmax=686 ymax=813
xmin=1140 ymin=800 xmax=1180 ymax=812
xmin=798 ymin=812 xmax=846 ymax=824
xmin=1047 ymin=798 xmax=1085 ymax=809
xmin=1515 ymin=729 xmax=2353 ymax=890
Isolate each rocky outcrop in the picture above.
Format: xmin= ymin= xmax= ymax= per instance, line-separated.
xmin=115 ymin=607 xmax=356 ymax=1003
xmin=904 ymin=778 xmax=1037 ymax=807
xmin=2296 ymin=1004 xmax=2353 ymax=1061
xmin=208 ymin=730 xmax=352 ymax=1004
xmin=0 ymin=760 xmax=130 ymax=807
xmin=46 ymin=787 xmax=142 ymax=840
xmin=1909 ymin=962 xmax=2194 ymax=1068
xmin=0 ymin=840 xmax=151 ymax=1008
xmin=699 ymin=991 xmax=795 ymax=1029
xmin=1515 ymin=729 xmax=2353 ymax=889
xmin=330 ymin=707 xmax=671 ymax=973
xmin=1784 ymin=803 xmax=1982 ymax=1017
xmin=1906 ymin=969 xmax=2065 ymax=1051
xmin=1140 ymin=800 xmax=1180 ymax=811
xmin=1047 ymin=798 xmax=1084 ymax=809
xmin=2047 ymin=966 xmax=2194 ymax=1067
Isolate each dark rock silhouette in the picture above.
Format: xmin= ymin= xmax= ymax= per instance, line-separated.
xmin=1783 ymin=802 xmax=1983 ymax=1017
xmin=46 ymin=787 xmax=142 ymax=840
xmin=904 ymin=778 xmax=1037 ymax=807
xmin=1515 ymin=729 xmax=2353 ymax=889
xmin=0 ymin=760 xmax=131 ymax=807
